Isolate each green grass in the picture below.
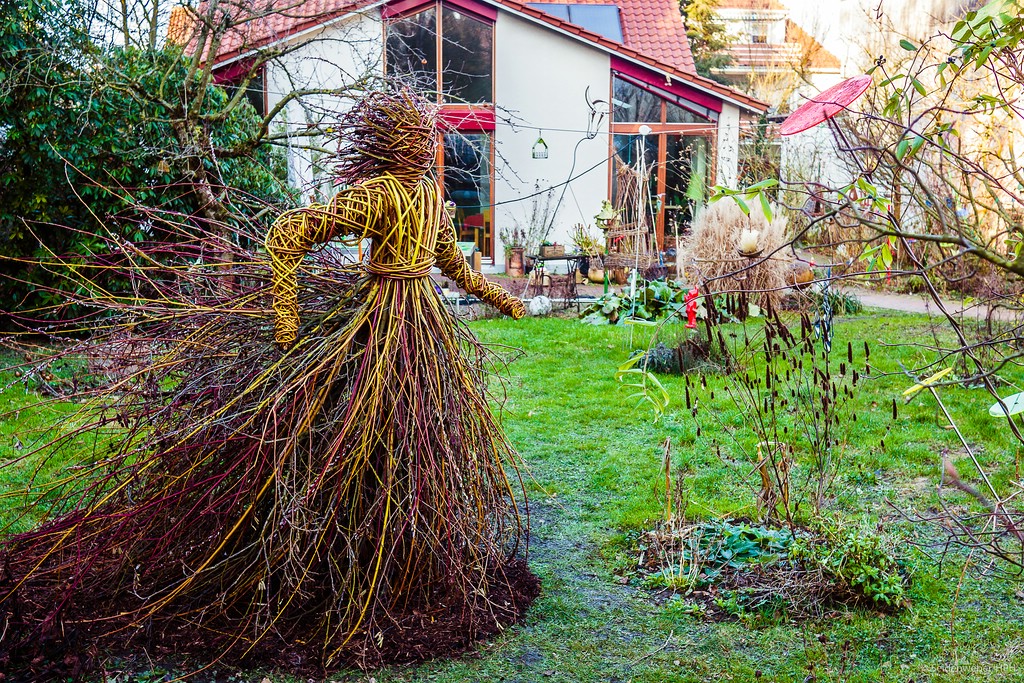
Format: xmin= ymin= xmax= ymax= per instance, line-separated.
xmin=3 ymin=312 xmax=1024 ymax=682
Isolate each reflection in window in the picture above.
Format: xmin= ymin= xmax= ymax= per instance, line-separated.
xmin=386 ymin=3 xmax=493 ymax=104
xmin=441 ymin=8 xmax=493 ymax=103
xmin=612 ymin=77 xmax=661 ymax=123
xmin=224 ymin=68 xmax=266 ymax=117
xmin=664 ymin=135 xmax=710 ymax=228
xmin=612 ymin=76 xmax=713 ymax=124
xmin=444 ymin=133 xmax=492 ymax=256
xmin=386 ymin=8 xmax=438 ymax=92
xmin=665 ymin=100 xmax=701 ymax=124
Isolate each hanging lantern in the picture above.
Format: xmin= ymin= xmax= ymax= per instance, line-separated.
xmin=531 ymin=134 xmax=549 ymax=159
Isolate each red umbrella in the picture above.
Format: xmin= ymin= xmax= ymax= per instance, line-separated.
xmin=779 ymin=74 xmax=873 ymax=136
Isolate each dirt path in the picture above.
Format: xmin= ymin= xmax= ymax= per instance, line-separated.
xmin=839 ymin=285 xmax=1019 ymax=321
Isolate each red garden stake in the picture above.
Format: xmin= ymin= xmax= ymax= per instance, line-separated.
xmin=685 ymin=286 xmax=699 ymax=329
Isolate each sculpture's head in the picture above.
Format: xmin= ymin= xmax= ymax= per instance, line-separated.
xmin=335 ymin=87 xmax=439 ymax=186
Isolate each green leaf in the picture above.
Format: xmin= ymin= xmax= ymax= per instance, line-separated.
xmin=744 ymin=178 xmax=779 ymax=192
xmin=880 ymin=241 xmax=893 ymax=269
xmin=758 ymin=192 xmax=773 ymax=222
xmin=899 ymin=39 xmax=917 ymax=51
xmin=733 ymin=195 xmax=750 ymax=216
xmin=895 ymin=138 xmax=909 ymax=160
xmin=909 ymin=135 xmax=926 ymax=157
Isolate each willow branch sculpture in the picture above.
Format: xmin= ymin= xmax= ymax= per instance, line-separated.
xmin=0 ymin=88 xmax=534 ymax=678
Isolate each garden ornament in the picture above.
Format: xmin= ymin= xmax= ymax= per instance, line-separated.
xmin=989 ymin=391 xmax=1024 ymax=418
xmin=529 ymin=295 xmax=553 ymax=316
xmin=779 ymin=74 xmax=873 ymax=136
xmin=685 ymin=286 xmax=699 ymax=328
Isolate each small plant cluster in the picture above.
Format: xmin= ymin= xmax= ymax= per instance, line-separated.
xmin=790 ymin=517 xmax=907 ymax=608
xmin=693 ymin=311 xmax=876 ymax=517
xmin=570 ymin=224 xmax=604 ymax=256
xmin=635 ymin=333 xmax=734 ymax=376
xmin=808 ymin=288 xmax=863 ymax=315
xmin=499 ymin=226 xmax=528 ymax=253
xmin=580 ymin=279 xmax=691 ymax=325
xmin=636 ymin=517 xmax=906 ymax=621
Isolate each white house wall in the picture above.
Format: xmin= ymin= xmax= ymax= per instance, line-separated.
xmin=493 ymin=12 xmax=611 ymax=268
xmin=265 ymin=10 xmax=385 ymax=198
xmin=715 ymin=103 xmax=739 ymax=188
xmin=779 ymin=70 xmax=848 ymax=189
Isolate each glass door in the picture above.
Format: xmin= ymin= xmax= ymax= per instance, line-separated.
xmin=442 ymin=132 xmax=493 ymax=259
xmin=611 ymin=132 xmax=712 ymax=248
xmin=664 ymin=134 xmax=710 ymax=238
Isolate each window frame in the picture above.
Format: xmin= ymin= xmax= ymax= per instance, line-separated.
xmin=383 ymin=0 xmax=497 ymax=106
xmin=439 ymin=127 xmax=496 ymax=264
xmin=608 ymin=72 xmax=718 ymax=249
xmin=385 ymin=0 xmax=498 ymax=262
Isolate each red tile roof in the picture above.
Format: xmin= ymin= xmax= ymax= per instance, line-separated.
xmin=499 ymin=0 xmax=765 ymax=111
xmin=526 ymin=0 xmax=695 ymax=73
xmin=715 ymin=0 xmax=786 ymax=9
xmin=170 ymin=1 xmax=365 ymax=65
xmin=172 ymin=0 xmax=764 ymax=111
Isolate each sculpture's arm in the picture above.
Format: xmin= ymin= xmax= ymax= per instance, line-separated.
xmin=435 ymin=212 xmax=526 ymax=319
xmin=266 ymin=187 xmax=377 ymax=346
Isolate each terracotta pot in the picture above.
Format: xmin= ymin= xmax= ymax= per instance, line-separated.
xmin=506 ymin=247 xmax=525 ymax=277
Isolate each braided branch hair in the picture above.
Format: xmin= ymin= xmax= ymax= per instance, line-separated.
xmin=334 ymin=87 xmax=440 ymax=186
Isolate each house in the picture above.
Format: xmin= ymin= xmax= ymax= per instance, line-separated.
xmin=714 ymin=0 xmax=841 ymax=112
xmin=711 ymin=0 xmax=842 ymax=188
xmin=175 ymin=0 xmax=767 ymax=270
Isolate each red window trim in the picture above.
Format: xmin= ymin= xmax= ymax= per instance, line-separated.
xmin=613 ymin=74 xmax=718 ymax=124
xmin=439 ymin=107 xmax=496 ymax=132
xmin=212 ymin=58 xmax=255 ymax=85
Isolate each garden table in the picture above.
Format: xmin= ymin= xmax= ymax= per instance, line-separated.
xmin=525 ymin=254 xmax=585 ymax=311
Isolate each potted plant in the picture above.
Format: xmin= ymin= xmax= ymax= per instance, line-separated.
xmin=570 ymin=224 xmax=605 ymax=283
xmin=499 ymin=226 xmax=527 ymax=277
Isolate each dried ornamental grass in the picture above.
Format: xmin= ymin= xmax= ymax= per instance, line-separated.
xmin=680 ymin=200 xmax=792 ymax=309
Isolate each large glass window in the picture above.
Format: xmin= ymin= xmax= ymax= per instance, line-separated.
xmin=612 ymin=76 xmax=711 ymax=124
xmin=612 ymin=77 xmax=662 ymax=123
xmin=385 ymin=7 xmax=437 ymax=92
xmin=386 ymin=3 xmax=494 ymax=104
xmin=441 ymin=7 xmax=493 ymax=103
xmin=610 ymin=73 xmax=716 ymax=244
xmin=443 ymin=132 xmax=492 ymax=257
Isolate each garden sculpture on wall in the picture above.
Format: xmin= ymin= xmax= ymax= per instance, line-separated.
xmin=0 ymin=88 xmax=535 ymax=677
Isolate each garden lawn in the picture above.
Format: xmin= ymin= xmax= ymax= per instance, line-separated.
xmin=3 ymin=311 xmax=1024 ymax=682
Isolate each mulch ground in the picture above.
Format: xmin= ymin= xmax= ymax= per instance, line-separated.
xmin=1 ymin=559 xmax=540 ymax=681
